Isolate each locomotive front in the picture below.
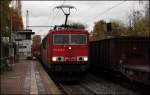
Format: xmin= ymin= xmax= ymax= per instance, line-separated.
xmin=50 ymin=29 xmax=89 ymax=76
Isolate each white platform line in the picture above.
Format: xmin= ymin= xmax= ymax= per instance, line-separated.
xmin=30 ymin=62 xmax=38 ymax=94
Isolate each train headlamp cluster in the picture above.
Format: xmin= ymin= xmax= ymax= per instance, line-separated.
xmin=52 ymin=57 xmax=57 ymax=61
xmin=52 ymin=56 xmax=88 ymax=61
xmin=83 ymin=57 xmax=88 ymax=61
xmin=77 ymin=56 xmax=88 ymax=61
xmin=52 ymin=56 xmax=64 ymax=62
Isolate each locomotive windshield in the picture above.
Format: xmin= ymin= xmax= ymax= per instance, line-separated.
xmin=53 ymin=35 xmax=69 ymax=45
xmin=71 ymin=35 xmax=86 ymax=45
xmin=53 ymin=34 xmax=87 ymax=45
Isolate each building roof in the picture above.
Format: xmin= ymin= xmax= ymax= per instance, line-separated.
xmin=16 ymin=29 xmax=35 ymax=35
xmin=16 ymin=32 xmax=35 ymax=35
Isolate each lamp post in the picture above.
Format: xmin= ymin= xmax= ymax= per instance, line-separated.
xmin=9 ymin=11 xmax=14 ymax=66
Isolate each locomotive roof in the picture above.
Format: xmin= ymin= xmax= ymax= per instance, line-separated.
xmin=42 ymin=28 xmax=89 ymax=40
xmin=49 ymin=28 xmax=88 ymax=33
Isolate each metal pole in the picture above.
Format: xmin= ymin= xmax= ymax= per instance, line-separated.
xmin=26 ymin=10 xmax=29 ymax=29
xmin=10 ymin=13 xmax=13 ymax=65
xmin=148 ymin=0 xmax=150 ymax=37
xmin=9 ymin=14 xmax=12 ymax=57
xmin=0 ymin=0 xmax=3 ymax=63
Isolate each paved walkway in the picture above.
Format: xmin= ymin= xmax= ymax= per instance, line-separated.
xmin=0 ymin=60 xmax=61 ymax=94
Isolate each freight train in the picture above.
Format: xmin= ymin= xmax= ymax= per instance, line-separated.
xmin=90 ymin=36 xmax=150 ymax=85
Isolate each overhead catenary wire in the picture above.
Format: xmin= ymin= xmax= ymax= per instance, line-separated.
xmin=36 ymin=1 xmax=66 ymax=38
xmin=31 ymin=1 xmax=66 ymax=38
xmin=85 ymin=0 xmax=127 ymax=23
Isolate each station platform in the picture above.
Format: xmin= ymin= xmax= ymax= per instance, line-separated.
xmin=0 ymin=59 xmax=61 ymax=94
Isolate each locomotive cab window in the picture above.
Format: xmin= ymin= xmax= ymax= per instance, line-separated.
xmin=71 ymin=35 xmax=87 ymax=45
xmin=53 ymin=34 xmax=69 ymax=45
xmin=53 ymin=34 xmax=87 ymax=45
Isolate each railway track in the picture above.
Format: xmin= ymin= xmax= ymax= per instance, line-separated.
xmin=90 ymin=73 xmax=150 ymax=95
xmin=56 ymin=74 xmax=142 ymax=95
xmin=40 ymin=58 xmax=149 ymax=95
xmin=104 ymin=75 xmax=150 ymax=94
xmin=84 ymin=74 xmax=141 ymax=95
xmin=58 ymin=82 xmax=96 ymax=95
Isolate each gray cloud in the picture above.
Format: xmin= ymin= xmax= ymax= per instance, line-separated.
xmin=22 ymin=1 xmax=142 ymax=37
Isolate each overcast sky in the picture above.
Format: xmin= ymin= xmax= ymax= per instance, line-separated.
xmin=21 ymin=1 xmax=144 ymax=38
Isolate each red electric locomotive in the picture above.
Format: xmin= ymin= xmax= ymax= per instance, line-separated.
xmin=41 ymin=28 xmax=89 ymax=80
xmin=41 ymin=5 xmax=89 ymax=81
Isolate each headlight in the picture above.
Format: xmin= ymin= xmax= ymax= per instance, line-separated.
xmin=83 ymin=57 xmax=88 ymax=61
xmin=52 ymin=57 xmax=57 ymax=61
